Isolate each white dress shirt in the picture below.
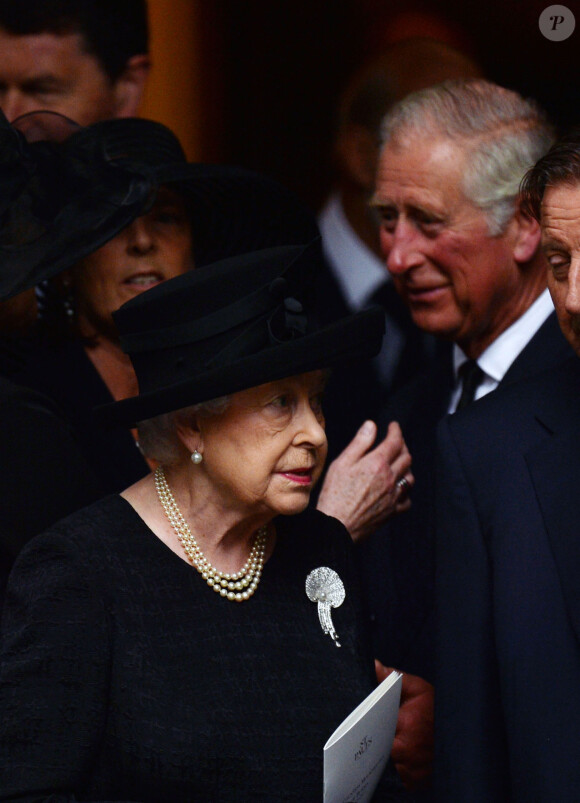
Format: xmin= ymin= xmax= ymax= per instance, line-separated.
xmin=318 ymin=193 xmax=405 ymax=386
xmin=318 ymin=192 xmax=387 ymax=310
xmin=449 ymin=288 xmax=554 ymax=413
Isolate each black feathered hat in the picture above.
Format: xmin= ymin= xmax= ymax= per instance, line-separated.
xmin=0 ymin=111 xmax=153 ymax=300
xmin=0 ymin=112 xmax=320 ymax=300
xmin=98 ymin=242 xmax=384 ymax=426
xmin=60 ymin=117 xmax=321 ymax=266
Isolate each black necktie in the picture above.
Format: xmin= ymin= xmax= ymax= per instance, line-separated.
xmin=455 ymin=359 xmax=484 ymax=411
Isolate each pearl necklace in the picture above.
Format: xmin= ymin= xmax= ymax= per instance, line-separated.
xmin=154 ymin=466 xmax=268 ymax=602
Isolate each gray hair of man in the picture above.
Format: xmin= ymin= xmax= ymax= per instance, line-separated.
xmin=379 ymin=79 xmax=555 ymax=235
xmin=137 ymin=396 xmax=231 ymax=465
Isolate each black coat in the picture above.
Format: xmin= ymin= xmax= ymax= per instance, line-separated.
xmin=435 ymin=355 xmax=580 ymax=801
xmin=0 ymin=376 xmax=103 ymax=604
xmin=1 ymin=333 xmax=149 ymax=494
xmin=0 ymin=501 xmax=406 ymax=801
xmin=357 ymin=312 xmax=575 ymax=680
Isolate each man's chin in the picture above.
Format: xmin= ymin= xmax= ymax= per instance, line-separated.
xmin=409 ymin=310 xmax=458 ymax=341
xmin=565 ymin=334 xmax=580 ymax=358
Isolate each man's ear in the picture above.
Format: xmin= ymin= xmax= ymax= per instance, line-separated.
xmin=334 ymin=123 xmax=380 ymax=192
xmin=112 ymin=54 xmax=151 ymax=118
xmin=512 ymin=205 xmax=542 ymax=264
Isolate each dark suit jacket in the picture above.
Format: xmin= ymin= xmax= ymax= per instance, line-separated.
xmin=357 ymin=311 xmax=575 ymax=680
xmin=435 ymin=355 xmax=580 ymax=802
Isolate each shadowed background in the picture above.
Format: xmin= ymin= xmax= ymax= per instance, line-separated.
xmin=141 ymin=0 xmax=579 ymax=209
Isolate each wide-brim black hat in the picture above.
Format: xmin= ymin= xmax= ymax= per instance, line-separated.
xmin=56 ymin=117 xmax=321 ymax=266
xmin=97 ymin=242 xmax=384 ymax=426
xmin=0 ymin=114 xmax=320 ymax=301
xmin=0 ymin=111 xmax=154 ymax=301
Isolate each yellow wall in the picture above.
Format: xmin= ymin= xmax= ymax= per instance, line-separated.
xmin=139 ymin=0 xmax=203 ymax=160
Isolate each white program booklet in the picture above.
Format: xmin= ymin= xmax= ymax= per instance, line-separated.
xmin=323 ymin=670 xmax=402 ymax=803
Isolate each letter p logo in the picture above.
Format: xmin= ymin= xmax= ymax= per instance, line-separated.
xmin=539 ymin=5 xmax=575 ymax=40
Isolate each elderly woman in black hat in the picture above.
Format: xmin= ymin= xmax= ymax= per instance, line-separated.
xmin=0 ymin=241 xmax=411 ymax=801
xmin=0 ymin=112 xmax=414 ymax=612
xmin=0 ymin=111 xmax=328 ymax=598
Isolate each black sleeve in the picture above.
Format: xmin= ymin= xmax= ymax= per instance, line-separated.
xmin=0 ymin=382 xmax=104 ymax=559
xmin=0 ymin=529 xmax=125 ymax=802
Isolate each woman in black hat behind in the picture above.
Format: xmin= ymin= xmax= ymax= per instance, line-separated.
xmin=0 ymin=243 xmax=411 ymax=801
xmin=2 ymin=113 xmax=323 ymax=496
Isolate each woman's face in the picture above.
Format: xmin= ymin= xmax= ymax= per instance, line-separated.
xmin=69 ymin=186 xmax=194 ymax=340
xmin=194 ymin=371 xmax=328 ymax=520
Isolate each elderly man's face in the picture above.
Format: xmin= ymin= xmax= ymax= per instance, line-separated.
xmin=374 ymin=137 xmax=527 ymax=357
xmin=541 ymin=182 xmax=580 ymax=357
xmin=0 ymin=29 xmax=135 ymax=124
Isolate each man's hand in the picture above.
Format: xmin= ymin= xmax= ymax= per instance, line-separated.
xmin=376 ymin=661 xmax=434 ymax=792
xmin=316 ymin=420 xmax=413 ymax=542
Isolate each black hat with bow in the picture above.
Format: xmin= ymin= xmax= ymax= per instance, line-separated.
xmin=98 ymin=241 xmax=385 ymax=426
xmin=0 ymin=112 xmax=320 ymax=301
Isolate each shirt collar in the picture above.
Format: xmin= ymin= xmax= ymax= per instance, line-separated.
xmin=318 ymin=193 xmax=388 ymax=310
xmin=453 ymin=288 xmax=554 ymax=382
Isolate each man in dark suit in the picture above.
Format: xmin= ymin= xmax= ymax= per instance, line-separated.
xmin=434 ymin=133 xmax=580 ymax=801
xmin=355 ymin=80 xmax=575 ymax=794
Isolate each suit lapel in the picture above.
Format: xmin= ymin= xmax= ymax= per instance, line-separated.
xmin=525 ymin=358 xmax=580 ymax=645
xmin=502 ymin=311 xmax=574 ymax=388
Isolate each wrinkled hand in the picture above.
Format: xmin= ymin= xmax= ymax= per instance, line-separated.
xmin=376 ymin=661 xmax=434 ymax=792
xmin=316 ymin=420 xmax=413 ymax=542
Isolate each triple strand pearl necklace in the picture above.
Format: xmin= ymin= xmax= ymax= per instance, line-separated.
xmin=154 ymin=466 xmax=268 ymax=602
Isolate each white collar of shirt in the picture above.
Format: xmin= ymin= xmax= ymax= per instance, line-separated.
xmin=449 ymin=288 xmax=554 ymax=412
xmin=318 ymin=192 xmax=388 ymax=310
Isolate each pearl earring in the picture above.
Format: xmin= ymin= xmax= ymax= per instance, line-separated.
xmin=191 ymin=449 xmax=203 ymax=465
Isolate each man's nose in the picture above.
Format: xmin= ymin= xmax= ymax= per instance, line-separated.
xmin=1 ymin=90 xmax=34 ymax=122
xmin=565 ymin=259 xmax=580 ymax=315
xmin=384 ymin=219 xmax=424 ymax=276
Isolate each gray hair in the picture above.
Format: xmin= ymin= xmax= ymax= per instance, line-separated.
xmin=137 ymin=395 xmax=231 ymax=465
xmin=380 ymin=79 xmax=555 ymax=235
